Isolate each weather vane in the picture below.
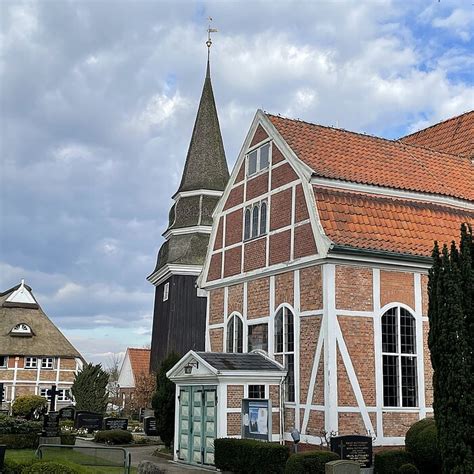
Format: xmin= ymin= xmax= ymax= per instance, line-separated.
xmin=206 ymin=17 xmax=218 ymax=55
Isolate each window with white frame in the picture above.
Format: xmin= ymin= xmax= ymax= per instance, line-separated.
xmin=274 ymin=306 xmax=295 ymax=402
xmin=382 ymin=306 xmax=418 ymax=407
xmin=248 ymin=385 xmax=265 ymax=399
xmin=226 ymin=314 xmax=243 ymax=353
xmin=247 ymin=142 xmax=271 ymax=176
xmin=25 ymin=357 xmax=37 ymax=369
xmin=41 ymin=357 xmax=54 ymax=369
xmin=248 ymin=323 xmax=268 ymax=352
xmin=244 ymin=201 xmax=268 ymax=241
xmin=163 ymin=282 xmax=169 ymax=302
xmin=0 ymin=356 xmax=7 ymax=367
xmin=11 ymin=323 xmax=32 ymax=335
xmin=40 ymin=388 xmax=71 ymax=402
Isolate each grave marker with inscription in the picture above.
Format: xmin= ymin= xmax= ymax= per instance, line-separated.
xmin=75 ymin=411 xmax=103 ymax=432
xmin=144 ymin=416 xmax=158 ymax=436
xmin=42 ymin=411 xmax=60 ymax=437
xmin=59 ymin=406 xmax=76 ymax=421
xmin=330 ymin=435 xmax=373 ymax=468
xmin=104 ymin=417 xmax=128 ymax=431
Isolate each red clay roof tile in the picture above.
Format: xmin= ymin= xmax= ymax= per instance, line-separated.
xmin=128 ymin=348 xmax=151 ymax=377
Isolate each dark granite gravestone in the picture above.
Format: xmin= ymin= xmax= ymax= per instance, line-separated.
xmin=104 ymin=417 xmax=128 ymax=431
xmin=330 ymin=435 xmax=373 ymax=468
xmin=59 ymin=406 xmax=76 ymax=421
xmin=42 ymin=411 xmax=60 ymax=437
xmin=144 ymin=416 xmax=158 ymax=436
xmin=74 ymin=411 xmax=103 ymax=432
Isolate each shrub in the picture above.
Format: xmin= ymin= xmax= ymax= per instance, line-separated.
xmin=60 ymin=433 xmax=76 ymax=445
xmin=11 ymin=395 xmax=47 ymax=419
xmin=285 ymin=450 xmax=339 ymax=474
xmin=94 ymin=429 xmax=133 ymax=445
xmin=0 ymin=433 xmax=39 ymax=449
xmin=0 ymin=414 xmax=42 ymax=434
xmin=374 ymin=449 xmax=413 ymax=474
xmin=399 ymin=464 xmax=419 ymax=474
xmin=214 ymin=438 xmax=290 ymax=473
xmin=21 ymin=462 xmax=80 ymax=474
xmin=405 ymin=418 xmax=440 ymax=473
xmin=3 ymin=458 xmax=36 ymax=474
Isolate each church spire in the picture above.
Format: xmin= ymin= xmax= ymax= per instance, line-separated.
xmin=175 ymin=25 xmax=228 ymax=196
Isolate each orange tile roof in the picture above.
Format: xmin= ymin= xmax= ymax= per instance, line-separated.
xmin=401 ymin=111 xmax=473 ymax=158
xmin=128 ymin=348 xmax=151 ymax=377
xmin=315 ymin=187 xmax=474 ymax=257
xmin=267 ymin=113 xmax=474 ymax=201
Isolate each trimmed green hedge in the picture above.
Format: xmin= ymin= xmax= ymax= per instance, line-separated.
xmin=405 ymin=418 xmax=440 ymax=473
xmin=214 ymin=438 xmax=290 ymax=473
xmin=285 ymin=450 xmax=339 ymax=473
xmin=3 ymin=458 xmax=37 ymax=474
xmin=374 ymin=449 xmax=413 ymax=474
xmin=0 ymin=415 xmax=42 ymax=434
xmin=93 ymin=429 xmax=133 ymax=445
xmin=21 ymin=461 xmax=80 ymax=473
xmin=0 ymin=433 xmax=39 ymax=449
xmin=60 ymin=433 xmax=76 ymax=445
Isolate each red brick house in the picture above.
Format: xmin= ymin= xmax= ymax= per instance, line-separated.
xmin=167 ymin=110 xmax=473 ymax=466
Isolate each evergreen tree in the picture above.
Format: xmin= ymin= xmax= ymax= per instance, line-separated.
xmin=151 ymin=352 xmax=180 ymax=448
xmin=428 ymin=225 xmax=473 ymax=473
xmin=71 ymin=363 xmax=109 ymax=414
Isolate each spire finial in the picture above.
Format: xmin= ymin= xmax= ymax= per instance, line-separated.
xmin=206 ymin=17 xmax=218 ymax=78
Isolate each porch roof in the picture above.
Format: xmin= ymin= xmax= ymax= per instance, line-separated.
xmin=196 ymin=352 xmax=283 ymax=371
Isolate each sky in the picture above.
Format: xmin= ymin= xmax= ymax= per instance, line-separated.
xmin=1 ymin=0 xmax=473 ymax=367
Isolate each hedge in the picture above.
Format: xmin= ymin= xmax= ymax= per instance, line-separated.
xmin=374 ymin=449 xmax=413 ymax=474
xmin=285 ymin=450 xmax=339 ymax=474
xmin=60 ymin=434 xmax=76 ymax=445
xmin=3 ymin=458 xmax=37 ymax=474
xmin=405 ymin=418 xmax=440 ymax=473
xmin=11 ymin=395 xmax=47 ymax=419
xmin=0 ymin=433 xmax=39 ymax=449
xmin=399 ymin=464 xmax=420 ymax=474
xmin=94 ymin=429 xmax=133 ymax=445
xmin=214 ymin=438 xmax=290 ymax=473
xmin=0 ymin=415 xmax=42 ymax=434
xmin=21 ymin=462 xmax=80 ymax=474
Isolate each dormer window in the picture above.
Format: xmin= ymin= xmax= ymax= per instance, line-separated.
xmin=247 ymin=142 xmax=271 ymax=176
xmin=10 ymin=323 xmax=32 ymax=336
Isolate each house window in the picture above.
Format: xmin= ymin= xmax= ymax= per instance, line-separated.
xmin=11 ymin=323 xmax=32 ymax=335
xmin=226 ymin=314 xmax=243 ymax=353
xmin=248 ymin=385 xmax=265 ymax=399
xmin=247 ymin=142 xmax=271 ymax=177
xmin=0 ymin=356 xmax=7 ymax=367
xmin=243 ymin=201 xmax=268 ymax=241
xmin=25 ymin=357 xmax=37 ymax=369
xmin=382 ymin=306 xmax=418 ymax=407
xmin=163 ymin=282 xmax=169 ymax=302
xmin=41 ymin=358 xmax=54 ymax=369
xmin=274 ymin=306 xmax=295 ymax=402
xmin=248 ymin=324 xmax=268 ymax=352
xmin=40 ymin=388 xmax=71 ymax=401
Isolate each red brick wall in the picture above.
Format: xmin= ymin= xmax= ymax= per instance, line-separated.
xmin=236 ymin=162 xmax=245 ymax=183
xmin=209 ymin=328 xmax=223 ymax=352
xmin=273 ymin=412 xmax=280 ymax=434
xmin=225 ymin=209 xmax=243 ymax=246
xmin=250 ymin=124 xmax=268 ymax=147
xmin=421 ymin=274 xmax=428 ymax=316
xmin=284 ymin=407 xmax=295 ymax=431
xmin=335 ymin=266 xmax=373 ymax=311
xmin=224 ymin=184 xmax=244 ymax=211
xmin=246 ymin=172 xmax=268 ymax=201
xmin=300 ymin=316 xmax=322 ymax=402
xmin=272 ymin=145 xmax=285 ymax=164
xmin=208 ymin=253 xmax=222 ymax=281
xmin=295 ymin=185 xmax=309 ymax=222
xmin=223 ymin=247 xmax=242 ymax=278
xmin=214 ymin=218 xmax=223 ymax=250
xmin=247 ymin=277 xmax=270 ymax=319
xmin=338 ymin=412 xmax=366 ymax=435
xmin=270 ymin=188 xmax=292 ymax=231
xmin=271 ymin=163 xmax=298 ymax=190
xmin=227 ymin=412 xmax=241 ymax=435
xmin=294 ymin=223 xmax=317 ymax=259
xmin=244 ymin=237 xmax=266 ymax=272
xmin=209 ymin=289 xmax=224 ymax=324
xmin=338 ymin=316 xmax=376 ymax=405
xmin=275 ymin=271 xmax=294 ymax=307
xmin=300 ymin=266 xmax=323 ymax=311
xmin=382 ymin=412 xmax=418 ymax=437
xmin=269 ymin=385 xmax=279 ymax=407
xmin=269 ymin=230 xmax=291 ymax=266
xmin=228 ymin=284 xmax=244 ymax=315
xmin=380 ymin=270 xmax=415 ymax=309
xmin=227 ymin=385 xmax=244 ymax=408
xmin=337 ymin=351 xmax=357 ymax=406
xmin=306 ymin=410 xmax=325 ymax=437
xmin=312 ymin=355 xmax=325 ymax=405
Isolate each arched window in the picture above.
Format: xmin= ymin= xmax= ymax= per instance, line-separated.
xmin=244 ymin=208 xmax=251 ymax=240
xmin=259 ymin=201 xmax=267 ymax=235
xmin=274 ymin=306 xmax=295 ymax=402
xmin=382 ymin=306 xmax=418 ymax=407
xmin=10 ymin=323 xmax=32 ymax=336
xmin=251 ymin=205 xmax=259 ymax=238
xmin=226 ymin=314 xmax=243 ymax=353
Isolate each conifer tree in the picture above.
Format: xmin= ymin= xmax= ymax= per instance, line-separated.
xmin=71 ymin=363 xmax=109 ymax=414
xmin=428 ymin=225 xmax=473 ymax=473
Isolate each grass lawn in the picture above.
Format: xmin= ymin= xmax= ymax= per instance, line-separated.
xmin=5 ymin=449 xmax=138 ymax=473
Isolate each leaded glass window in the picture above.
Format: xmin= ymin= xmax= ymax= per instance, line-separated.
xmin=274 ymin=306 xmax=295 ymax=402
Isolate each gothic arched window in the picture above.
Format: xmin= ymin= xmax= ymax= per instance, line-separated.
xmin=259 ymin=201 xmax=267 ymax=235
xmin=226 ymin=314 xmax=243 ymax=353
xmin=382 ymin=306 xmax=418 ymax=407
xmin=244 ymin=208 xmax=251 ymax=240
xmin=251 ymin=205 xmax=259 ymax=238
xmin=274 ymin=306 xmax=295 ymax=402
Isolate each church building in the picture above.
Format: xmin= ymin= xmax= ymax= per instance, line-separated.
xmin=147 ymin=56 xmax=229 ymax=372
xmin=167 ymin=109 xmax=473 ymax=466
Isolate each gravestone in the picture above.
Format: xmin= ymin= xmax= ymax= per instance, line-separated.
xmin=144 ymin=416 xmax=158 ymax=436
xmin=75 ymin=411 xmax=103 ymax=432
xmin=104 ymin=417 xmax=128 ymax=430
xmin=42 ymin=411 xmax=60 ymax=437
xmin=330 ymin=435 xmax=373 ymax=468
xmin=59 ymin=406 xmax=76 ymax=421
xmin=325 ymin=460 xmax=360 ymax=474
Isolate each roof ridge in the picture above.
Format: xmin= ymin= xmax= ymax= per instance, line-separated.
xmin=266 ymin=112 xmax=472 ymax=162
xmin=401 ymin=109 xmax=474 ymax=140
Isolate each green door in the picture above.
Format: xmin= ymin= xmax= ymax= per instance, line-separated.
xmin=178 ymin=385 xmax=217 ymax=465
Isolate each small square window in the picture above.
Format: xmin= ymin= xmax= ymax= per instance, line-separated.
xmin=25 ymin=357 xmax=37 ymax=369
xmin=248 ymin=385 xmax=265 ymax=399
xmin=41 ymin=358 xmax=54 ymax=369
xmin=163 ymin=282 xmax=169 ymax=302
